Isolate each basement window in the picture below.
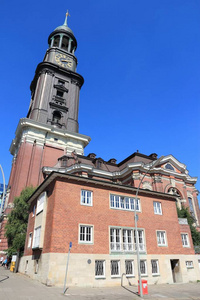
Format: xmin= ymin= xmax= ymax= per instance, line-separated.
xmin=125 ymin=260 xmax=134 ymax=277
xmin=186 ymin=261 xmax=193 ymax=268
xmin=95 ymin=260 xmax=105 ymax=278
xmin=111 ymin=260 xmax=120 ymax=277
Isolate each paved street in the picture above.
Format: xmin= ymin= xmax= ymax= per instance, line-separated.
xmin=0 ymin=266 xmax=200 ymax=299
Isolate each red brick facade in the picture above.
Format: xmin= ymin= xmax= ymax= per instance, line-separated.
xmin=24 ymin=177 xmax=194 ymax=257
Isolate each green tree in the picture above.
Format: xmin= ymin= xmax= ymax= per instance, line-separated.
xmin=5 ymin=186 xmax=35 ymax=256
xmin=177 ymin=206 xmax=200 ymax=246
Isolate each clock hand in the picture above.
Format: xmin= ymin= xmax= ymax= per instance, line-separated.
xmin=60 ymin=59 xmax=71 ymax=62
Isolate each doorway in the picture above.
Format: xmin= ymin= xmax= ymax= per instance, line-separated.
xmin=170 ymin=259 xmax=182 ymax=283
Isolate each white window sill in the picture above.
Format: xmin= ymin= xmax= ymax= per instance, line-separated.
xmin=126 ymin=275 xmax=135 ymax=278
xmin=79 ymin=241 xmax=93 ymax=245
xmin=110 ymin=207 xmax=141 ymax=213
xmin=111 ymin=275 xmax=121 ymax=278
xmin=95 ymin=276 xmax=106 ymax=279
xmin=152 ymin=274 xmax=160 ymax=277
xmin=141 ymin=274 xmax=148 ymax=277
xmin=81 ymin=203 xmax=92 ymax=207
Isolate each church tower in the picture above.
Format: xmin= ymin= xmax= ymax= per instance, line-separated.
xmin=7 ymin=13 xmax=91 ymax=207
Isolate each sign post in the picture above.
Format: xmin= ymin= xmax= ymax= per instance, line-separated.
xmin=63 ymin=242 xmax=72 ymax=294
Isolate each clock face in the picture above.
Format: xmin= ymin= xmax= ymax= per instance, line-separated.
xmin=55 ymin=54 xmax=73 ymax=69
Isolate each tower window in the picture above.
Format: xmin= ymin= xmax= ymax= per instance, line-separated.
xmin=56 ymin=90 xmax=64 ymax=98
xmin=61 ymin=36 xmax=69 ymax=51
xmin=52 ymin=111 xmax=61 ymax=124
xmin=58 ymin=80 xmax=65 ymax=85
xmin=53 ymin=35 xmax=60 ymax=47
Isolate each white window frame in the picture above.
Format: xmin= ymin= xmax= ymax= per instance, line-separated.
xmin=151 ymin=259 xmax=160 ymax=276
xmin=123 ymin=229 xmax=133 ymax=251
xmin=153 ymin=201 xmax=162 ymax=215
xmin=81 ymin=190 xmax=93 ymax=206
xmin=110 ymin=227 xmax=145 ymax=253
xmin=32 ymin=226 xmax=41 ymax=249
xmin=36 ymin=192 xmax=46 ymax=215
xmin=156 ymin=230 xmax=167 ymax=246
xmin=110 ymin=260 xmax=120 ymax=278
xmin=32 ymin=205 xmax=36 ymax=217
xmin=110 ymin=194 xmax=140 ymax=212
xmin=140 ymin=260 xmax=147 ymax=276
xmin=79 ymin=225 xmax=93 ymax=244
xmin=95 ymin=260 xmax=105 ymax=278
xmin=125 ymin=260 xmax=134 ymax=277
xmin=181 ymin=233 xmax=190 ymax=247
xmin=186 ymin=261 xmax=193 ymax=268
xmin=134 ymin=229 xmax=145 ymax=252
xmin=110 ymin=228 xmax=121 ymax=251
xmin=27 ymin=232 xmax=32 ymax=248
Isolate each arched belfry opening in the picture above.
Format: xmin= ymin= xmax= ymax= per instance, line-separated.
xmin=52 ymin=111 xmax=62 ymax=127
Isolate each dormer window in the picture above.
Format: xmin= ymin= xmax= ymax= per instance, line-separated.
xmin=165 ymin=163 xmax=175 ymax=171
xmin=96 ymin=158 xmax=104 ymax=169
xmin=87 ymin=153 xmax=96 ymax=159
xmin=97 ymin=160 xmax=102 ymax=169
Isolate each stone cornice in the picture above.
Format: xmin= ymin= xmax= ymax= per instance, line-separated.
xmin=42 ymin=158 xmax=197 ymax=185
xmin=30 ymin=61 xmax=84 ymax=92
xmin=9 ymin=118 xmax=91 ymax=155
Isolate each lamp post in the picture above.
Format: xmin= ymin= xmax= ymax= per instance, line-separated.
xmin=134 ymin=156 xmax=164 ymax=297
xmin=0 ymin=164 xmax=5 ymax=217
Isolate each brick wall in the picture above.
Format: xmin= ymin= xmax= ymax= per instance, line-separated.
xmin=25 ymin=177 xmax=194 ymax=257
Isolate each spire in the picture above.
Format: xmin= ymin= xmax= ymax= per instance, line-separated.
xmin=64 ymin=10 xmax=70 ymax=27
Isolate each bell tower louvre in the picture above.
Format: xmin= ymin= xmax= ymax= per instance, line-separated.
xmin=0 ymin=13 xmax=91 ymax=249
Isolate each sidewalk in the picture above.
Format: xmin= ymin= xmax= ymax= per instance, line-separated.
xmin=0 ymin=266 xmax=200 ymax=299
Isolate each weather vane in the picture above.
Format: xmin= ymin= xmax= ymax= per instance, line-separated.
xmin=66 ymin=10 xmax=70 ymax=19
xmin=64 ymin=10 xmax=70 ymax=26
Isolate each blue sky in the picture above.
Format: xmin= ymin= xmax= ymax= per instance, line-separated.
xmin=1 ymin=1 xmax=200 ymax=198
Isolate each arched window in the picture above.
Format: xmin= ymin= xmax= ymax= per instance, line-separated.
xmin=188 ymin=197 xmax=195 ymax=216
xmin=53 ymin=35 xmax=60 ymax=47
xmin=71 ymin=41 xmax=75 ymax=53
xmin=61 ymin=36 xmax=69 ymax=51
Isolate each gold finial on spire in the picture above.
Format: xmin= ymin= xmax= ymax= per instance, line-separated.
xmin=64 ymin=10 xmax=70 ymax=26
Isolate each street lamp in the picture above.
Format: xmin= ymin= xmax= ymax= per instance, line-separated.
xmin=134 ymin=156 xmax=164 ymax=297
xmin=0 ymin=164 xmax=6 ymax=217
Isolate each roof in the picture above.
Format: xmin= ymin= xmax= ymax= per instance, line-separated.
xmin=27 ymin=171 xmax=177 ymax=204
